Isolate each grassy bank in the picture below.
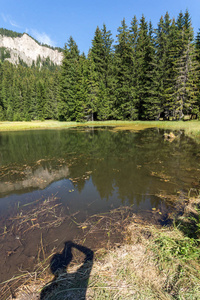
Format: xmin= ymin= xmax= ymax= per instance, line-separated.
xmin=1 ymin=120 xmax=200 ymax=138
xmin=0 ymin=120 xmax=79 ymax=131
xmin=4 ymin=195 xmax=200 ymax=300
xmin=0 ymin=120 xmax=157 ymax=132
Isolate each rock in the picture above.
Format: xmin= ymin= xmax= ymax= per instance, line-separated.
xmin=0 ymin=33 xmax=63 ymax=66
xmin=163 ymin=132 xmax=176 ymax=141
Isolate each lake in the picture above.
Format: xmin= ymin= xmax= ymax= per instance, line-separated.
xmin=0 ymin=127 xmax=200 ymax=283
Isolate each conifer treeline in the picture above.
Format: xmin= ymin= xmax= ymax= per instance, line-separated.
xmin=0 ymin=10 xmax=200 ymax=121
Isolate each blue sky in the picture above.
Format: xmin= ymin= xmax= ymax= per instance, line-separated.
xmin=1 ymin=0 xmax=200 ymax=54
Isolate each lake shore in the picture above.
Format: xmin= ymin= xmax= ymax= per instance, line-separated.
xmin=2 ymin=195 xmax=200 ymax=299
xmin=1 ymin=122 xmax=200 ymax=299
xmin=0 ymin=119 xmax=200 ymax=137
xmin=1 ymin=120 xmax=200 ymax=144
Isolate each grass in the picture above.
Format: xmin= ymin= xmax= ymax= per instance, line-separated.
xmin=0 ymin=119 xmax=158 ymax=132
xmin=4 ymin=196 xmax=200 ymax=300
xmin=0 ymin=120 xmax=78 ymax=131
xmin=87 ymin=197 xmax=200 ymax=299
xmin=1 ymin=119 xmax=200 ymax=140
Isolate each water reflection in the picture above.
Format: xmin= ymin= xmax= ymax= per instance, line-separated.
xmin=0 ymin=163 xmax=69 ymax=195
xmin=0 ymin=128 xmax=200 ymax=219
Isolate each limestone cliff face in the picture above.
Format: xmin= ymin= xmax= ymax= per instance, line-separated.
xmin=0 ymin=33 xmax=63 ymax=66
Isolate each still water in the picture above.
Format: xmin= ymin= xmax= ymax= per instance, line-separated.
xmin=0 ymin=127 xmax=200 ymax=283
xmin=0 ymin=127 xmax=200 ymax=220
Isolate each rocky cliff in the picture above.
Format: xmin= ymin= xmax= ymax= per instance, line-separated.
xmin=0 ymin=33 xmax=63 ymax=66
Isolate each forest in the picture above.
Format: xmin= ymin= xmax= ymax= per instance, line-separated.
xmin=0 ymin=10 xmax=200 ymax=122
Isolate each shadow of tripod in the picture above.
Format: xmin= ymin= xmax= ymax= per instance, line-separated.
xmin=40 ymin=241 xmax=94 ymax=300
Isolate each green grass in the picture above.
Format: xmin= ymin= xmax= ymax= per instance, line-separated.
xmin=0 ymin=120 xmax=78 ymax=131
xmin=0 ymin=119 xmax=200 ymax=136
xmin=1 ymin=120 xmax=200 ymax=138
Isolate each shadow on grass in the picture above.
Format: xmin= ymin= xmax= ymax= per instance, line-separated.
xmin=176 ymin=199 xmax=200 ymax=239
xmin=40 ymin=241 xmax=93 ymax=300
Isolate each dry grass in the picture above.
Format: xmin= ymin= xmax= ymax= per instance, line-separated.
xmin=0 ymin=119 xmax=198 ymax=132
xmin=87 ymin=239 xmax=168 ymax=299
xmin=0 ymin=196 xmax=66 ymax=238
xmin=0 ymin=120 xmax=156 ymax=132
xmin=4 ymin=196 xmax=200 ymax=300
xmin=0 ymin=120 xmax=78 ymax=131
xmin=87 ymin=212 xmax=200 ymax=299
xmin=1 ymin=206 xmax=134 ymax=300
xmin=10 ymin=225 xmax=200 ymax=300
xmin=1 ymin=120 xmax=200 ymax=143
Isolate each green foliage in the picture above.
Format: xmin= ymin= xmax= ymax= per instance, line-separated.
xmin=0 ymin=10 xmax=200 ymax=122
xmin=0 ymin=28 xmax=23 ymax=38
xmin=152 ymin=198 xmax=200 ymax=270
xmin=135 ymin=16 xmax=156 ymax=119
xmin=89 ymin=24 xmax=115 ymax=120
xmin=114 ymin=18 xmax=138 ymax=120
xmin=59 ymin=36 xmax=80 ymax=121
xmin=0 ymin=47 xmax=11 ymax=62
xmin=0 ymin=105 xmax=4 ymax=120
xmin=0 ymin=60 xmax=60 ymax=121
xmin=6 ymin=105 xmax=13 ymax=121
xmin=154 ymin=234 xmax=200 ymax=262
xmin=170 ymin=10 xmax=198 ymax=120
xmin=24 ymin=112 xmax=31 ymax=121
xmin=86 ymin=55 xmax=99 ymax=121
xmin=13 ymin=112 xmax=23 ymax=121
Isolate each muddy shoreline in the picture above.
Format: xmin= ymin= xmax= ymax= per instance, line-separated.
xmin=0 ymin=190 xmax=187 ymax=299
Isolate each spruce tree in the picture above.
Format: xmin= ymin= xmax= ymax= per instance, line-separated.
xmin=172 ymin=10 xmax=198 ymax=119
xmin=114 ymin=18 xmax=137 ymax=119
xmin=74 ymin=53 xmax=88 ymax=121
xmin=135 ymin=15 xmax=152 ymax=119
xmin=59 ymin=36 xmax=80 ymax=121
xmin=154 ymin=12 xmax=175 ymax=119
xmin=86 ymin=52 xmax=99 ymax=121
xmin=195 ymin=29 xmax=200 ymax=113
xmin=141 ymin=22 xmax=160 ymax=119
xmin=89 ymin=25 xmax=114 ymax=120
xmin=0 ymin=61 xmax=4 ymax=120
xmin=98 ymin=24 xmax=115 ymax=120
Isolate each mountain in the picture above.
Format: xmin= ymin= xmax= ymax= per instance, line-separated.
xmin=0 ymin=29 xmax=63 ymax=66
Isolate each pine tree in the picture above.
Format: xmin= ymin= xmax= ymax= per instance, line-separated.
xmin=36 ymin=80 xmax=46 ymax=120
xmin=172 ymin=10 xmax=199 ymax=119
xmin=86 ymin=52 xmax=99 ymax=121
xmin=59 ymin=36 xmax=80 ymax=121
xmin=74 ymin=53 xmax=88 ymax=121
xmin=98 ymin=24 xmax=115 ymax=120
xmin=1 ymin=61 xmax=15 ymax=120
xmin=195 ymin=29 xmax=200 ymax=62
xmin=0 ymin=11 xmax=199 ymax=122
xmin=141 ymin=22 xmax=160 ymax=119
xmin=195 ymin=29 xmax=200 ymax=113
xmin=114 ymin=18 xmax=137 ymax=119
xmin=135 ymin=15 xmax=152 ymax=119
xmin=154 ymin=12 xmax=175 ymax=119
xmin=0 ymin=60 xmax=5 ymax=119
xmin=44 ymin=73 xmax=58 ymax=119
xmin=129 ymin=16 xmax=138 ymax=52
xmin=89 ymin=25 xmax=114 ymax=120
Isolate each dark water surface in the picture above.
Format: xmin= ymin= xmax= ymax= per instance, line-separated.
xmin=1 ymin=127 xmax=200 ymax=214
xmin=0 ymin=127 xmax=200 ymax=283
